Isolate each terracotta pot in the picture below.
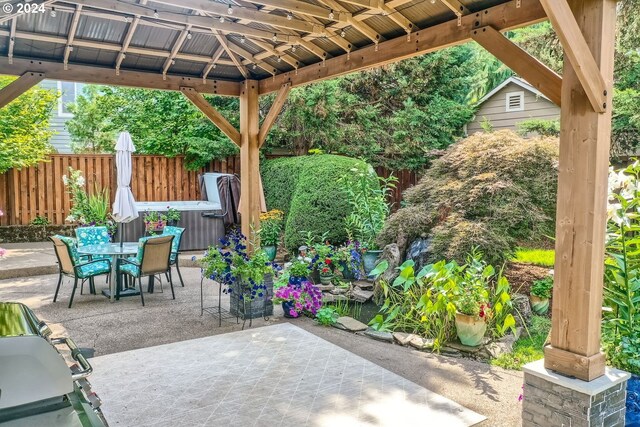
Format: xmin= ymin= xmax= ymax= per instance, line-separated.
xmin=529 ymin=295 xmax=550 ymax=315
xmin=455 ymin=312 xmax=487 ymax=347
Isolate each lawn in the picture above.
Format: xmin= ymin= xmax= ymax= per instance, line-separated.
xmin=491 ymin=316 xmax=551 ymax=370
xmin=512 ymin=248 xmax=555 ymax=267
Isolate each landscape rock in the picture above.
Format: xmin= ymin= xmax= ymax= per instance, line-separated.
xmin=315 ymin=284 xmax=335 ymax=292
xmin=393 ymin=332 xmax=415 ymax=346
xmin=351 ymin=288 xmax=374 ymax=303
xmin=512 ymin=293 xmax=533 ymax=327
xmin=446 ymin=338 xmax=491 ymax=354
xmin=353 ymin=281 xmax=373 ymax=290
xmin=405 ymin=238 xmax=432 ymax=272
xmin=364 ymin=328 xmax=394 ymax=343
xmin=330 ymin=287 xmax=347 ymax=295
xmin=333 ymin=316 xmax=368 ymax=332
xmin=409 ymin=336 xmax=435 ymax=351
xmin=322 ymin=293 xmax=336 ymax=303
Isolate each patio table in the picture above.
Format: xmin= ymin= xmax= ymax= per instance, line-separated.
xmin=77 ymin=243 xmax=138 ymax=302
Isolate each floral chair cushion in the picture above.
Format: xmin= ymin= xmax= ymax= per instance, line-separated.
xmin=119 ymin=263 xmax=141 ymax=277
xmin=162 ymin=226 xmax=185 ymax=263
xmin=76 ymin=227 xmax=111 ymax=260
xmin=55 ymin=235 xmax=80 ymax=264
xmin=77 ymin=260 xmax=111 ymax=278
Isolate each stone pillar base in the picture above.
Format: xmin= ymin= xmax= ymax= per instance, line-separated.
xmin=522 ymin=359 xmax=630 ymax=427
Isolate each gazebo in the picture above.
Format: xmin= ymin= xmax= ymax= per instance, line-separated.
xmin=0 ymin=0 xmax=625 ymax=424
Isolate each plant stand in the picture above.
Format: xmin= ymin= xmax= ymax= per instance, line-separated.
xmin=229 ymin=274 xmax=274 ymax=329
xmin=200 ymin=277 xmax=239 ymax=327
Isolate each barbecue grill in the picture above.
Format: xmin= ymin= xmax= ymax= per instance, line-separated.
xmin=0 ymin=302 xmax=107 ymax=426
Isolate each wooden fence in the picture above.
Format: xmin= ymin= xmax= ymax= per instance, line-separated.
xmin=0 ymin=154 xmax=420 ymax=226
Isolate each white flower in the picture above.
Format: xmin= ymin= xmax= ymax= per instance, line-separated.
xmin=65 ymin=215 xmax=76 ymax=223
xmin=77 ymin=176 xmax=85 ymax=186
xmin=62 ymin=175 xmax=68 ymax=185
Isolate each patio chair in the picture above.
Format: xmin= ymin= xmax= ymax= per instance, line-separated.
xmin=50 ymin=235 xmax=112 ymax=308
xmin=161 ymin=226 xmax=185 ymax=287
xmin=75 ymin=226 xmax=111 ymax=261
xmin=117 ymin=235 xmax=175 ymax=306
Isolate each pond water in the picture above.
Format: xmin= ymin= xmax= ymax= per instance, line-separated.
xmin=627 ymin=375 xmax=640 ymax=426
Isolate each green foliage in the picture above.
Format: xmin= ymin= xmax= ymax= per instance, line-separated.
xmin=288 ymin=260 xmax=311 ymax=278
xmin=63 ymin=167 xmax=115 ymax=234
xmin=512 ymin=248 xmax=555 ymax=267
xmin=369 ymin=252 xmax=515 ymax=351
xmin=65 ymin=86 xmax=239 ymax=169
xmin=316 ymin=307 xmax=339 ymax=326
xmin=339 ymin=169 xmax=395 ymax=249
xmin=517 ymin=119 xmax=560 ymax=138
xmin=603 ymin=161 xmax=640 ymax=374
xmin=261 ymin=155 xmax=373 ymax=252
xmin=265 ymin=45 xmax=479 ymax=170
xmin=531 ymin=277 xmax=553 ymax=299
xmin=480 ymin=117 xmax=493 ymax=133
xmin=0 ymin=76 xmax=58 ymax=173
xmin=30 ymin=216 xmax=50 ymax=226
xmin=491 ymin=316 xmax=551 ymax=370
xmin=258 ymin=209 xmax=284 ymax=246
xmin=379 ymin=130 xmax=559 ymax=265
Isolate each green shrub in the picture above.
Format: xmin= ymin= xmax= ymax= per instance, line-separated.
xmin=378 ymin=130 xmax=558 ymax=265
xmin=261 ymin=155 xmax=374 ymax=252
xmin=517 ymin=119 xmax=560 ymax=137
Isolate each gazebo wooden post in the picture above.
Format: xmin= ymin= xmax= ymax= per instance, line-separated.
xmin=239 ymin=80 xmax=261 ymax=242
xmin=522 ymin=1 xmax=629 ymax=426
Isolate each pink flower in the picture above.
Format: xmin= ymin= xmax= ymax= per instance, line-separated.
xmin=289 ymin=309 xmax=298 ymax=318
xmin=0 ymin=248 xmax=6 ymax=258
xmin=0 ymin=209 xmax=4 ymax=217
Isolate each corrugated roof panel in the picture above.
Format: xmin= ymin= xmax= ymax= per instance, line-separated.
xmin=207 ymin=64 xmax=247 ymax=80
xmin=169 ymin=59 xmax=206 ymax=76
xmin=181 ymin=32 xmax=219 ymax=56
xmin=69 ymin=46 xmax=118 ymax=67
xmin=130 ymin=25 xmax=178 ymax=51
xmin=13 ymin=39 xmax=63 ymax=60
xmin=360 ymin=15 xmax=405 ymax=40
xmin=120 ymin=52 xmax=165 ymax=72
xmin=75 ymin=15 xmax=128 ymax=44
xmin=16 ymin=8 xmax=71 ymax=37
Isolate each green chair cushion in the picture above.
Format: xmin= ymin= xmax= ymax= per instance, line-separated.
xmin=77 ymin=260 xmax=111 ymax=278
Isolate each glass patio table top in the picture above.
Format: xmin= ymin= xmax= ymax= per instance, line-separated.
xmin=77 ymin=243 xmax=139 ymax=302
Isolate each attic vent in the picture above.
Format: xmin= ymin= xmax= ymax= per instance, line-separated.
xmin=506 ymin=91 xmax=525 ymax=112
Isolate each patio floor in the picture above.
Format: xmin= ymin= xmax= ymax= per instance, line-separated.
xmin=89 ymin=322 xmax=485 ymax=427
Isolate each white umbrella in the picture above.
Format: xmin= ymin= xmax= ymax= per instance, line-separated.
xmin=112 ymin=132 xmax=138 ymax=244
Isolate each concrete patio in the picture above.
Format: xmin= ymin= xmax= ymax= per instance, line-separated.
xmin=0 ymin=265 xmax=525 ymax=426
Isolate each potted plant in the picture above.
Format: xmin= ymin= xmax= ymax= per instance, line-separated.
xmin=530 ymin=276 xmax=553 ymax=315
xmin=334 ymin=241 xmax=362 ymax=281
xmin=288 ymin=259 xmax=311 ymax=286
xmin=166 ymin=207 xmax=181 ymax=226
xmin=339 ymin=167 xmax=397 ymax=275
xmin=259 ymin=209 xmax=284 ymax=261
xmin=201 ymin=229 xmax=278 ymax=319
xmin=454 ymin=288 xmax=490 ymax=347
xmin=308 ymin=242 xmax=334 ymax=283
xmin=143 ymin=210 xmax=167 ymax=234
xmin=273 ymin=279 xmax=323 ymax=318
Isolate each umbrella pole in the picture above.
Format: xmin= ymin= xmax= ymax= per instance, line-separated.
xmin=120 ymin=222 xmax=124 ymax=248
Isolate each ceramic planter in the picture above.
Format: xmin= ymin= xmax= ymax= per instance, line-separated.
xmin=339 ymin=261 xmax=356 ymax=281
xmin=263 ymin=245 xmax=277 ymax=261
xmin=319 ymin=274 xmax=334 ymax=285
xmin=282 ymin=300 xmax=296 ymax=318
xmin=363 ymin=250 xmax=382 ymax=275
xmin=530 ymin=295 xmax=550 ymax=315
xmin=455 ymin=312 xmax=487 ymax=347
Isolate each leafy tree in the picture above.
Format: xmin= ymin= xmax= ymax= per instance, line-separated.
xmin=65 ymin=86 xmax=239 ymax=169
xmin=0 ymin=76 xmax=58 ymax=173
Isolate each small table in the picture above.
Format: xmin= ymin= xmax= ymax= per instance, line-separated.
xmin=77 ymin=243 xmax=138 ymax=302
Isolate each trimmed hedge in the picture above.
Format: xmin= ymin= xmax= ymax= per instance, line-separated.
xmin=261 ymin=154 xmax=373 ymax=252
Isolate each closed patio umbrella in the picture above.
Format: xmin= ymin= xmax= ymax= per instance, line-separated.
xmin=112 ymin=132 xmax=138 ymax=246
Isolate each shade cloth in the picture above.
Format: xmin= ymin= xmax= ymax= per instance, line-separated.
xmin=112 ymin=132 xmax=138 ymax=223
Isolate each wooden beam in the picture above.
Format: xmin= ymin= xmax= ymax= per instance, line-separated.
xmin=180 ymin=87 xmax=241 ymax=146
xmin=213 ymin=31 xmax=250 ymax=79
xmin=0 ymin=58 xmax=242 ymax=96
xmin=153 ymin=0 xmax=326 ymax=34
xmin=115 ymin=0 xmax=147 ymax=75
xmin=162 ymin=25 xmax=192 ymax=77
xmin=258 ymin=83 xmax=291 ymax=147
xmin=440 ymin=0 xmax=469 ymax=15
xmin=239 ymin=80 xmax=262 ymax=241
xmin=318 ymin=0 xmax=382 ymax=43
xmin=472 ymin=26 xmax=562 ymax=106
xmin=246 ymin=0 xmax=351 ymax=22
xmin=539 ymin=0 xmax=607 ymax=113
xmin=0 ymin=71 xmax=45 ymax=109
xmin=543 ymin=0 xmax=617 ymax=382
xmin=202 ymin=45 xmax=225 ymax=81
xmin=63 ymin=5 xmax=83 ymax=70
xmin=260 ymin=0 xmax=546 ymax=94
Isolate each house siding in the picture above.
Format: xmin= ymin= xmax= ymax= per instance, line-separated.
xmin=467 ymin=82 xmax=560 ymax=135
xmin=40 ymin=79 xmax=82 ymax=154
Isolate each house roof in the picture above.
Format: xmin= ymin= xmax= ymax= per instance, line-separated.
xmin=475 ymin=76 xmax=550 ymax=107
xmin=0 ymin=0 xmax=546 ymax=94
